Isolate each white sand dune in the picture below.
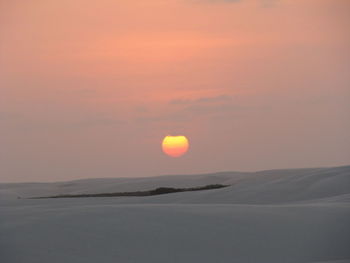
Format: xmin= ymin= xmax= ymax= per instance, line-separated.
xmin=0 ymin=166 xmax=349 ymax=263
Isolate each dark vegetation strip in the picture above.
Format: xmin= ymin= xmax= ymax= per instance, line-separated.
xmin=33 ymin=184 xmax=229 ymax=199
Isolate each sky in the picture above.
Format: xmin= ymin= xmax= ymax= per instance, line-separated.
xmin=0 ymin=0 xmax=349 ymax=182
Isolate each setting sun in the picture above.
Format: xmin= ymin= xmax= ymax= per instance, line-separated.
xmin=162 ymin=135 xmax=189 ymax=158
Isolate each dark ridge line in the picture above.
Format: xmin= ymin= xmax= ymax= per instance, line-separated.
xmin=31 ymin=184 xmax=230 ymax=199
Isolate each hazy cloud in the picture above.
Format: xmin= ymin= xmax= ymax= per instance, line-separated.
xmin=193 ymin=0 xmax=241 ymax=3
xmin=139 ymin=95 xmax=237 ymax=123
xmin=170 ymin=95 xmax=232 ymax=105
xmin=192 ymin=0 xmax=278 ymax=6
xmin=261 ymin=0 xmax=279 ymax=8
xmin=193 ymin=0 xmax=280 ymax=8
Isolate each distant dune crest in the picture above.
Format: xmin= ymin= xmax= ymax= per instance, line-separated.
xmin=1 ymin=165 xmax=349 ymax=204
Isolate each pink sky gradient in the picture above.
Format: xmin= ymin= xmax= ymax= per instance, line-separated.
xmin=1 ymin=0 xmax=349 ymax=182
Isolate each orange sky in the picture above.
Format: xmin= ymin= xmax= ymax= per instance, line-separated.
xmin=0 ymin=0 xmax=349 ymax=182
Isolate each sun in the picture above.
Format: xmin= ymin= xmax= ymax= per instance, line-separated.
xmin=162 ymin=135 xmax=189 ymax=157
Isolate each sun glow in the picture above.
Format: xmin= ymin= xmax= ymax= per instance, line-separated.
xmin=162 ymin=135 xmax=189 ymax=157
